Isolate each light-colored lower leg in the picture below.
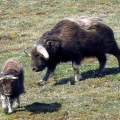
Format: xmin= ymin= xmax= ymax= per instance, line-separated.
xmin=72 ymin=62 xmax=82 ymax=81
xmin=7 ymin=97 xmax=13 ymax=113
xmin=1 ymin=95 xmax=8 ymax=113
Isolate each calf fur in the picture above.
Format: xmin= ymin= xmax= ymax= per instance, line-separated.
xmin=0 ymin=58 xmax=24 ymax=113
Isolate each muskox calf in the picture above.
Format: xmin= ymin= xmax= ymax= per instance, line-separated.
xmin=30 ymin=17 xmax=120 ymax=86
xmin=0 ymin=58 xmax=24 ymax=113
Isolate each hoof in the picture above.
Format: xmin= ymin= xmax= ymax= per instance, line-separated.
xmin=36 ymin=80 xmax=47 ymax=86
xmin=93 ymin=73 xmax=103 ymax=78
xmin=13 ymin=104 xmax=20 ymax=108
xmin=70 ymin=81 xmax=75 ymax=85
xmin=2 ymin=108 xmax=8 ymax=114
xmin=75 ymin=75 xmax=82 ymax=82
xmin=70 ymin=80 xmax=76 ymax=85
xmin=8 ymin=110 xmax=13 ymax=114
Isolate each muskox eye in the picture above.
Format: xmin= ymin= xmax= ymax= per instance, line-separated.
xmin=35 ymin=55 xmax=40 ymax=58
xmin=35 ymin=54 xmax=44 ymax=59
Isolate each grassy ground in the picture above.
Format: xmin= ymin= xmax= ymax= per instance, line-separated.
xmin=0 ymin=0 xmax=120 ymax=119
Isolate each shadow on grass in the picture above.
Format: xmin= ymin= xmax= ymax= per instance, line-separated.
xmin=24 ymin=102 xmax=61 ymax=114
xmin=55 ymin=67 xmax=120 ymax=85
xmin=81 ymin=67 xmax=119 ymax=80
xmin=54 ymin=78 xmax=74 ymax=85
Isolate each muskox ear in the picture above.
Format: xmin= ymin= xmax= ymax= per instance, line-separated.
xmin=46 ymin=40 xmax=61 ymax=52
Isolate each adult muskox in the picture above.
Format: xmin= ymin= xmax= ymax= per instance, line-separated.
xmin=0 ymin=58 xmax=24 ymax=113
xmin=30 ymin=17 xmax=120 ymax=86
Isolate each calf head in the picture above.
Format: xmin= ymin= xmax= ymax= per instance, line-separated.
xmin=0 ymin=75 xmax=18 ymax=96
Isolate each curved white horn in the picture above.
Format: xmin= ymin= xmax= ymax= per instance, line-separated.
xmin=11 ymin=76 xmax=18 ymax=80
xmin=36 ymin=45 xmax=49 ymax=60
xmin=0 ymin=75 xmax=18 ymax=80
xmin=0 ymin=77 xmax=4 ymax=80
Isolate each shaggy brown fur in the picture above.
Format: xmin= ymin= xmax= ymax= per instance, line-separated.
xmin=0 ymin=57 xmax=24 ymax=96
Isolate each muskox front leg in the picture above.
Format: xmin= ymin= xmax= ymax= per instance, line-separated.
xmin=37 ymin=66 xmax=56 ymax=86
xmin=7 ymin=97 xmax=13 ymax=113
xmin=72 ymin=62 xmax=82 ymax=84
xmin=1 ymin=95 xmax=8 ymax=114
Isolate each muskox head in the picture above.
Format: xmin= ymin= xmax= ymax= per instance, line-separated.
xmin=30 ymin=44 xmax=49 ymax=72
xmin=30 ymin=37 xmax=61 ymax=72
xmin=0 ymin=75 xmax=18 ymax=96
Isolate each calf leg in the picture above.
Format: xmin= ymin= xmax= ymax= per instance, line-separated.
xmin=1 ymin=95 xmax=8 ymax=113
xmin=14 ymin=96 xmax=20 ymax=108
xmin=94 ymin=54 xmax=107 ymax=77
xmin=72 ymin=62 xmax=82 ymax=83
xmin=7 ymin=97 xmax=13 ymax=113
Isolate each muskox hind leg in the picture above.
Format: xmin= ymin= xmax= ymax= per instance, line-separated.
xmin=72 ymin=62 xmax=82 ymax=84
xmin=108 ymin=46 xmax=120 ymax=71
xmin=94 ymin=54 xmax=107 ymax=77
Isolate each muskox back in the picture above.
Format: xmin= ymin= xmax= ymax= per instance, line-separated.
xmin=67 ymin=16 xmax=103 ymax=30
xmin=30 ymin=17 xmax=120 ymax=86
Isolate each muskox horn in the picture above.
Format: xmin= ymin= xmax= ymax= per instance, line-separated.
xmin=11 ymin=76 xmax=18 ymax=80
xmin=36 ymin=45 xmax=49 ymax=60
xmin=0 ymin=75 xmax=18 ymax=80
xmin=0 ymin=77 xmax=4 ymax=80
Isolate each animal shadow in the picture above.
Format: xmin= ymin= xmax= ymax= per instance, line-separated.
xmin=81 ymin=67 xmax=120 ymax=80
xmin=54 ymin=78 xmax=74 ymax=85
xmin=55 ymin=67 xmax=120 ymax=85
xmin=25 ymin=102 xmax=61 ymax=114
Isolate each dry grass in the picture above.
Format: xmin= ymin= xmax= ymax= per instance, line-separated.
xmin=0 ymin=0 xmax=120 ymax=120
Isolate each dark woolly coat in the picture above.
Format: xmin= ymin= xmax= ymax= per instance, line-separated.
xmin=31 ymin=19 xmax=119 ymax=71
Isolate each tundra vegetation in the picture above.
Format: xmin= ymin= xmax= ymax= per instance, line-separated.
xmin=0 ymin=0 xmax=120 ymax=120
